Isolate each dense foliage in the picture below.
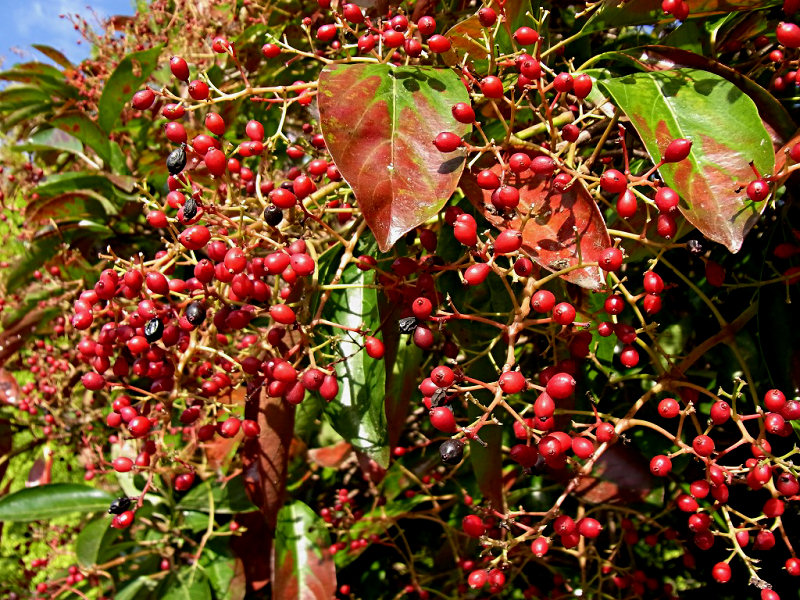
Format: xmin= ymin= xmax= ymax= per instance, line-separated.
xmin=0 ymin=0 xmax=799 ymax=599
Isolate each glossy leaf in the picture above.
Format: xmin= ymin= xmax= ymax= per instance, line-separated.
xmin=0 ymin=483 xmax=113 ymax=521
xmin=322 ymin=262 xmax=389 ymax=468
xmin=114 ymin=577 xmax=158 ymax=600
xmin=581 ymin=0 xmax=781 ymax=33
xmin=76 ymin=516 xmax=119 ymax=568
xmin=50 ymin=112 xmax=114 ymax=167
xmin=620 ymin=46 xmax=796 ymax=144
xmin=177 ymin=475 xmax=257 ymax=514
xmin=443 ymin=0 xmax=530 ymax=70
xmin=272 ymin=501 xmax=336 ymax=600
xmin=318 ymin=64 xmax=470 ymax=252
xmin=98 ymin=44 xmax=164 ymax=133
xmin=161 ymin=569 xmax=212 ymax=600
xmin=14 ymin=127 xmax=83 ymax=155
xmin=462 ymin=165 xmax=611 ymax=289
xmin=33 ymin=172 xmax=129 ymax=201
xmin=601 ymin=68 xmax=775 ymax=252
xmin=32 ymin=44 xmax=73 ymax=69
xmin=26 ymin=192 xmax=118 ymax=226
xmin=201 ymin=543 xmax=245 ymax=600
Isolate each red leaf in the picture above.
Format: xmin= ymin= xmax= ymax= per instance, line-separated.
xmin=237 ymin=381 xmax=295 ymax=591
xmin=318 ymin=64 xmax=470 ymax=252
xmin=308 ymin=442 xmax=353 ymax=469
xmin=462 ymin=165 xmax=611 ymax=290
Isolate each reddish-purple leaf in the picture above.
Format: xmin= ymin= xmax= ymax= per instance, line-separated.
xmin=318 ymin=64 xmax=470 ymax=252
xmin=272 ymin=500 xmax=336 ymax=600
xmin=601 ymin=69 xmax=775 ymax=253
xmin=462 ymin=164 xmax=611 ymax=290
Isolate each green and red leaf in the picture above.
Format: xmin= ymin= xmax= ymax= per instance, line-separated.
xmin=318 ymin=64 xmax=470 ymax=252
xmin=581 ymin=0 xmax=781 ymax=33
xmin=462 ymin=165 xmax=611 ymax=290
xmin=272 ymin=501 xmax=336 ymax=600
xmin=601 ymin=68 xmax=775 ymax=252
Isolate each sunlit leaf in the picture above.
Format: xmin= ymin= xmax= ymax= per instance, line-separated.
xmin=601 ymin=68 xmax=775 ymax=252
xmin=32 ymin=44 xmax=73 ymax=69
xmin=581 ymin=0 xmax=781 ymax=33
xmin=322 ymin=262 xmax=389 ymax=468
xmin=76 ymin=517 xmax=120 ymax=568
xmin=462 ymin=163 xmax=611 ymax=289
xmin=318 ymin=63 xmax=470 ymax=252
xmin=14 ymin=127 xmax=83 ymax=155
xmin=0 ymin=484 xmax=113 ymax=521
xmin=98 ymin=44 xmax=164 ymax=133
xmin=272 ymin=501 xmax=336 ymax=600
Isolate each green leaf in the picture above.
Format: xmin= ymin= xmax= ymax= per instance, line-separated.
xmin=176 ymin=475 xmax=257 ymax=514
xmin=0 ymin=86 xmax=52 ymax=111
xmin=200 ymin=542 xmax=244 ymax=600
xmin=32 ymin=44 xmax=73 ymax=69
xmin=321 ymin=261 xmax=389 ymax=468
xmin=161 ymin=569 xmax=212 ymax=600
xmin=273 ymin=501 xmax=336 ymax=600
xmin=0 ymin=484 xmax=113 ymax=522
xmin=600 ymin=68 xmax=774 ymax=252
xmin=75 ymin=516 xmax=119 ymax=568
xmin=50 ymin=112 xmax=113 ymax=166
xmin=318 ymin=64 xmax=470 ymax=252
xmin=14 ymin=127 xmax=83 ymax=155
xmin=98 ymin=44 xmax=164 ymax=133
xmin=115 ymin=576 xmax=159 ymax=600
xmin=581 ymin=0 xmax=781 ymax=34
xmin=33 ymin=172 xmax=125 ymax=200
xmin=3 ymin=237 xmax=59 ymax=294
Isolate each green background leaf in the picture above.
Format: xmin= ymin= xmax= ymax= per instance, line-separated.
xmin=0 ymin=484 xmax=113 ymax=522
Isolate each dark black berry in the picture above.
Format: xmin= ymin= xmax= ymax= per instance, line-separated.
xmin=263 ymin=204 xmax=283 ymax=227
xmin=182 ymin=195 xmax=197 ymax=221
xmin=280 ymin=181 xmax=295 ymax=191
xmin=144 ymin=317 xmax=164 ymax=343
xmin=398 ymin=316 xmax=418 ymax=334
xmin=185 ymin=301 xmax=207 ymax=326
xmin=108 ymin=496 xmax=132 ymax=515
xmin=166 ymin=145 xmax=187 ymax=175
xmin=439 ymin=439 xmax=464 ymax=465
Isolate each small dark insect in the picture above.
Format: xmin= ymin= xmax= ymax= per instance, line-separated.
xmin=439 ymin=439 xmax=464 ymax=465
xmin=430 ymin=388 xmax=448 ymax=408
xmin=143 ymin=317 xmax=164 ymax=343
xmin=687 ymin=239 xmax=703 ymax=255
xmin=182 ymin=195 xmax=197 ymax=221
xmin=185 ymin=301 xmax=207 ymax=326
xmin=108 ymin=496 xmax=132 ymax=515
xmin=398 ymin=316 xmax=418 ymax=334
xmin=166 ymin=145 xmax=187 ymax=175
xmin=263 ymin=204 xmax=283 ymax=227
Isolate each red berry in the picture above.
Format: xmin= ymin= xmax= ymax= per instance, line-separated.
xmin=643 ymin=271 xmax=664 ymax=294
xmin=464 ymin=263 xmax=491 ymax=286
xmin=499 ymin=371 xmax=526 ymax=394
xmin=530 ymin=537 xmax=549 ymax=557
xmin=655 ymin=187 xmax=680 ymax=212
xmin=480 ymin=76 xmax=504 ymax=99
xmin=777 ymin=21 xmax=800 ymax=48
xmin=430 ymin=406 xmax=457 ymax=433
xmin=364 ymin=336 xmax=384 ymax=359
xmin=428 ymin=35 xmax=451 ymax=53
xmin=650 ymin=454 xmax=672 ymax=476
xmin=692 ymin=435 xmax=715 ymax=457
xmin=462 ymin=514 xmax=486 ymax=537
xmin=553 ymin=302 xmax=576 ymax=325
xmin=599 ymin=247 xmax=623 ymax=271
xmin=546 ymin=373 xmax=575 ymax=399
xmin=433 ymin=132 xmax=462 ymax=152
xmin=513 ymin=27 xmax=539 ymax=45
xmin=663 ymin=138 xmax=692 ymax=163
xmin=478 ymin=7 xmax=497 ymax=27
xmin=132 ymin=88 xmax=155 ymax=110
xmin=417 ymin=16 xmax=436 ymax=36
xmin=712 ymin=562 xmax=731 ymax=583
xmin=494 ymin=229 xmax=523 ymax=255
xmin=573 ymin=73 xmax=593 ymax=99
xmin=170 ymin=56 xmax=190 ymax=81
xmin=658 ymin=397 xmax=680 ymax=418
xmin=600 ymin=169 xmax=627 ymax=194
xmin=578 ymin=517 xmax=602 ymax=538
xmin=616 ymin=190 xmax=638 ymax=218
xmin=531 ymin=290 xmax=556 ymax=313
xmin=452 ymin=102 xmax=475 ymax=123
xmin=188 ymin=80 xmax=210 ymax=101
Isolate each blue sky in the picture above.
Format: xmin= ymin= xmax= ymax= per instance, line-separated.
xmin=1 ymin=0 xmax=135 ymax=67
